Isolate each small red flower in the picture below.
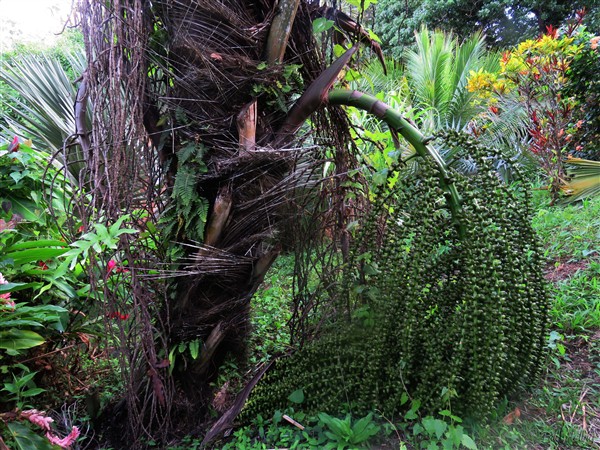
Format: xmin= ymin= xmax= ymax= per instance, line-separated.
xmin=107 ymin=260 xmax=117 ymax=275
xmin=107 ymin=260 xmax=129 ymax=275
xmin=38 ymin=261 xmax=49 ymax=271
xmin=107 ymin=311 xmax=130 ymax=320
xmin=7 ymin=136 xmax=20 ymax=153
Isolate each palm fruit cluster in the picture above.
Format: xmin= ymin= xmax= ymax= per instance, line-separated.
xmin=243 ymin=130 xmax=549 ymax=420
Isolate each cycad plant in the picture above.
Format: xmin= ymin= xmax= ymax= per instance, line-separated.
xmin=404 ymin=27 xmax=497 ymax=132
xmin=350 ymin=27 xmax=530 ymax=180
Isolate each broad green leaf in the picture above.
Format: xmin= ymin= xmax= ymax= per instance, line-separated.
xmin=18 ymin=305 xmax=67 ymax=314
xmin=461 ymin=434 xmax=478 ymax=449
xmin=313 ymin=18 xmax=335 ymax=35
xmin=442 ymin=437 xmax=455 ymax=450
xmin=12 ymin=370 xmax=38 ymax=386
xmin=0 ymin=320 xmax=44 ymax=328
xmin=422 ymin=417 xmax=447 ymax=439
xmin=168 ymin=346 xmax=177 ymax=375
xmin=352 ymin=413 xmax=380 ymax=442
xmin=0 ymin=329 xmax=45 ymax=350
xmin=2 ymin=196 xmax=44 ymax=224
xmin=0 ymin=282 xmax=40 ymax=294
xmin=189 ymin=339 xmax=200 ymax=359
xmin=2 ymin=248 xmax=68 ymax=266
xmin=446 ymin=425 xmax=464 ymax=446
xmin=368 ymin=28 xmax=381 ymax=43
xmin=4 ymin=240 xmax=66 ymax=251
xmin=288 ymin=388 xmax=305 ymax=404
xmin=6 ymin=421 xmax=56 ymax=450
xmin=21 ymin=387 xmax=46 ymax=397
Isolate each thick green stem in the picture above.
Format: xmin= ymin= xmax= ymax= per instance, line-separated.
xmin=327 ymin=89 xmax=465 ymax=238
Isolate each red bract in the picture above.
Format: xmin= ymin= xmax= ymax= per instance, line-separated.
xmin=7 ymin=136 xmax=19 ymax=152
xmin=107 ymin=260 xmax=117 ymax=275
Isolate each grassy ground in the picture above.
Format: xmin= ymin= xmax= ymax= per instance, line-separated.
xmin=199 ymin=193 xmax=600 ymax=450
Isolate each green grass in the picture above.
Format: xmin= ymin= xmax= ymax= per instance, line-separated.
xmin=532 ymin=194 xmax=600 ymax=261
xmin=532 ymin=194 xmax=600 ymax=333
xmin=551 ymin=261 xmax=600 ymax=332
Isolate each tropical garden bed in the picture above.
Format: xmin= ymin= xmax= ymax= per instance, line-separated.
xmin=0 ymin=1 xmax=599 ymax=449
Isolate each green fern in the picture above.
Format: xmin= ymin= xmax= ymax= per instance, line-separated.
xmin=160 ymin=142 xmax=209 ymax=242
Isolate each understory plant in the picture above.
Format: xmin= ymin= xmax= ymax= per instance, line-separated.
xmin=467 ymin=13 xmax=600 ymax=202
xmin=0 ymin=137 xmax=120 ymax=449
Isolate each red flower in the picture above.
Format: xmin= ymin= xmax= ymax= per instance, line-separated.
xmin=7 ymin=136 xmax=20 ymax=153
xmin=107 ymin=260 xmax=117 ymax=275
xmin=38 ymin=261 xmax=49 ymax=271
xmin=107 ymin=311 xmax=130 ymax=320
xmin=106 ymin=260 xmax=129 ymax=275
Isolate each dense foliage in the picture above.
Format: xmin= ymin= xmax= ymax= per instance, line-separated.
xmin=467 ymin=20 xmax=600 ymax=202
xmin=374 ymin=0 xmax=599 ymax=55
xmin=1 ymin=1 xmax=598 ymax=448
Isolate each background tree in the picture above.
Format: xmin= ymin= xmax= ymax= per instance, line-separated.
xmin=375 ymin=0 xmax=599 ymax=56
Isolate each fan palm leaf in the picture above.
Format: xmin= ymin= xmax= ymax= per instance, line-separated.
xmin=560 ymin=157 xmax=600 ymax=203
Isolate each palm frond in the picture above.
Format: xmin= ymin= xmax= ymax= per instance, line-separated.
xmin=445 ymin=31 xmax=487 ymax=127
xmin=560 ymin=158 xmax=600 ymax=203
xmin=0 ymin=51 xmax=87 ymax=152
xmin=405 ymin=27 xmax=453 ymax=121
xmin=403 ymin=27 xmax=494 ymax=133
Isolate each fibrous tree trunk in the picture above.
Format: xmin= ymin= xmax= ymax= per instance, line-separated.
xmin=76 ymin=0 xmax=375 ymax=445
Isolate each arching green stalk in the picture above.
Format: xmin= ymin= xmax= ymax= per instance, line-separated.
xmin=327 ymin=89 xmax=465 ymax=238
